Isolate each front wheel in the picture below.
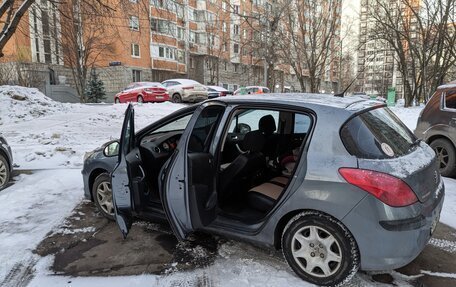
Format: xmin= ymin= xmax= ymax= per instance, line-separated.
xmin=430 ymin=138 xmax=456 ymax=177
xmin=282 ymin=211 xmax=359 ymax=286
xmin=137 ymin=95 xmax=144 ymax=103
xmin=0 ymin=155 xmax=10 ymax=191
xmin=114 ymin=98 xmax=120 ymax=104
xmin=172 ymin=93 xmax=182 ymax=103
xmin=92 ymin=173 xmax=115 ymax=220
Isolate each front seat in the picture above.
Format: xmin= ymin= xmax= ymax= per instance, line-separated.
xmin=259 ymin=115 xmax=279 ymax=158
xmin=219 ymin=130 xmax=266 ymax=203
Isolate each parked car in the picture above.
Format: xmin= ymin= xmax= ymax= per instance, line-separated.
xmin=0 ymin=134 xmax=13 ymax=191
xmin=233 ymin=86 xmax=270 ymax=95
xmin=83 ymin=94 xmax=443 ymax=286
xmin=162 ymin=79 xmax=208 ymax=103
xmin=114 ymin=82 xmax=169 ymax=104
xmin=415 ymin=81 xmax=456 ymax=176
xmin=206 ymin=86 xmax=233 ymax=98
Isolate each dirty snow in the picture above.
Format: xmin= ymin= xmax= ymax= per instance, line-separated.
xmin=0 ymin=86 xmax=455 ymax=286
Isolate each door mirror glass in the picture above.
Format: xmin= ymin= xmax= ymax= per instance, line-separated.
xmin=104 ymin=141 xmax=119 ymax=157
xmin=235 ymin=123 xmax=251 ymax=134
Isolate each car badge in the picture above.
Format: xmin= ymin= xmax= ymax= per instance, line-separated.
xmin=381 ymin=143 xmax=395 ymax=157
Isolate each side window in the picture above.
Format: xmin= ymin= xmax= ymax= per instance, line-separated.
xmin=294 ymin=114 xmax=311 ymax=133
xmin=189 ymin=106 xmax=225 ymax=153
xmin=445 ymin=90 xmax=456 ymax=109
xmin=229 ymin=109 xmax=279 ymax=132
xmin=152 ymin=114 xmax=193 ymax=134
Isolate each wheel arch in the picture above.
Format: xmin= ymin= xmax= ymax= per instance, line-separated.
xmin=0 ymin=149 xmax=11 ymax=171
xmin=88 ymin=168 xmax=109 ymax=201
xmin=273 ymin=209 xmax=357 ymax=250
xmin=427 ymin=134 xmax=456 ymax=149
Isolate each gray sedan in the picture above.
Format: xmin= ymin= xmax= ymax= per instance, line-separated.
xmin=83 ymin=94 xmax=443 ymax=286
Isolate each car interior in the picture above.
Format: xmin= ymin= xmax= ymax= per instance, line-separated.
xmin=215 ymin=108 xmax=312 ymax=223
xmin=130 ymin=107 xmax=312 ymax=225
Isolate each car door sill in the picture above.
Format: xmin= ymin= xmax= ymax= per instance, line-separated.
xmin=204 ymin=215 xmax=266 ymax=236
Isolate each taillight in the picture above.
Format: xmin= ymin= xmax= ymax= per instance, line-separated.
xmin=144 ymin=87 xmax=165 ymax=93
xmin=182 ymin=86 xmax=194 ymax=90
xmin=338 ymin=168 xmax=418 ymax=207
xmin=220 ymin=92 xmax=226 ymax=97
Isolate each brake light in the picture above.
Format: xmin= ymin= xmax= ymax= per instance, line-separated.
xmin=220 ymin=91 xmax=226 ymax=97
xmin=182 ymin=86 xmax=194 ymax=90
xmin=338 ymin=168 xmax=418 ymax=207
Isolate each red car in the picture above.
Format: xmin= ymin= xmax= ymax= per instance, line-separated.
xmin=114 ymin=82 xmax=169 ymax=103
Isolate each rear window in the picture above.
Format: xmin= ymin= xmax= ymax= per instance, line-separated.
xmin=341 ymin=107 xmax=417 ymax=159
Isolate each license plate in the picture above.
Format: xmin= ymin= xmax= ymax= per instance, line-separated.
xmin=156 ymin=96 xmax=163 ymax=99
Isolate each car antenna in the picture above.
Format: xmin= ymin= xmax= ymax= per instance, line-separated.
xmin=334 ymin=52 xmax=377 ymax=98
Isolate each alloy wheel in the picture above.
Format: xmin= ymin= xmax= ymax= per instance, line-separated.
xmin=0 ymin=160 xmax=7 ymax=187
xmin=434 ymin=146 xmax=449 ymax=169
xmin=291 ymin=225 xmax=342 ymax=278
xmin=96 ymin=181 xmax=114 ymax=216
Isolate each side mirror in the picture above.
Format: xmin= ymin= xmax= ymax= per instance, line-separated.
xmin=103 ymin=141 xmax=119 ymax=157
xmin=235 ymin=123 xmax=251 ymax=134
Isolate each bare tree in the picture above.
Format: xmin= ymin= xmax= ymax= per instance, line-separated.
xmin=279 ymin=0 xmax=341 ymax=93
xmin=57 ymin=0 xmax=117 ymax=102
xmin=368 ymin=0 xmax=456 ymax=106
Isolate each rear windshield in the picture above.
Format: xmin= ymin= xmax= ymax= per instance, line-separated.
xmin=340 ymin=107 xmax=417 ymax=159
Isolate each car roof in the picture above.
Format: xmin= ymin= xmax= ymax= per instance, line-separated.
xmin=437 ymin=80 xmax=456 ymax=90
xmin=207 ymin=93 xmax=384 ymax=112
xmin=163 ymin=79 xmax=200 ymax=85
xmin=207 ymin=85 xmax=228 ymax=91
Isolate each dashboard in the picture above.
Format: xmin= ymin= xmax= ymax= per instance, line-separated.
xmin=140 ymin=131 xmax=183 ymax=157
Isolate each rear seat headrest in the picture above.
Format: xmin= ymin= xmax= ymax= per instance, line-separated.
xmin=259 ymin=115 xmax=276 ymax=135
xmin=242 ymin=130 xmax=265 ymax=153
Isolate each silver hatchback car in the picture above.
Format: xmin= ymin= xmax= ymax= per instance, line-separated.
xmin=109 ymin=94 xmax=443 ymax=286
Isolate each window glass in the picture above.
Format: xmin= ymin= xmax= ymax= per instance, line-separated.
xmin=189 ymin=106 xmax=225 ymax=153
xmin=294 ymin=114 xmax=311 ymax=133
xmin=152 ymin=114 xmax=192 ymax=134
xmin=445 ymin=90 xmax=456 ymax=109
xmin=341 ymin=107 xmax=417 ymax=159
xmin=229 ymin=109 xmax=279 ymax=132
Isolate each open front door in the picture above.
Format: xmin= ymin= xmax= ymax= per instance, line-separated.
xmin=111 ymin=104 xmax=144 ymax=238
xmin=160 ymin=103 xmax=226 ymax=240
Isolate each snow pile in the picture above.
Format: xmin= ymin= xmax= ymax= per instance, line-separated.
xmin=0 ymin=86 xmax=68 ymax=126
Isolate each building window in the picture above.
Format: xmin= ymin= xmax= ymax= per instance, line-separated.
xmin=234 ymin=64 xmax=239 ymax=72
xmin=233 ymin=43 xmax=239 ymax=54
xmin=189 ymin=31 xmax=196 ymax=43
xmin=129 ymin=16 xmax=139 ymax=31
xmin=222 ymin=22 xmax=227 ymax=33
xmin=151 ymin=18 xmax=176 ymax=36
xmin=223 ymin=42 xmax=227 ymax=51
xmin=233 ymin=24 xmax=239 ymax=35
xmin=224 ymin=61 xmax=227 ymax=71
xmin=177 ymin=50 xmax=186 ymax=63
xmin=177 ymin=27 xmax=184 ymax=40
xmin=132 ymin=70 xmax=141 ymax=82
xmin=131 ymin=43 xmax=140 ymax=57
xmin=154 ymin=45 xmax=176 ymax=60
xmin=233 ymin=5 xmax=239 ymax=14
xmin=222 ymin=1 xmax=227 ymax=10
xmin=130 ymin=0 xmax=137 ymax=3
xmin=243 ymin=29 xmax=247 ymax=38
xmin=190 ymin=57 xmax=195 ymax=69
xmin=233 ymin=84 xmax=238 ymax=91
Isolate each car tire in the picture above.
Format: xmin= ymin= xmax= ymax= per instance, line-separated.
xmin=92 ymin=173 xmax=115 ymax=220
xmin=282 ymin=211 xmax=359 ymax=287
xmin=172 ymin=93 xmax=182 ymax=103
xmin=115 ymin=98 xmax=120 ymax=104
xmin=0 ymin=154 xmax=10 ymax=191
xmin=137 ymin=95 xmax=144 ymax=103
xmin=430 ymin=138 xmax=456 ymax=177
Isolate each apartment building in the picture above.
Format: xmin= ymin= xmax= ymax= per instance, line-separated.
xmin=1 ymin=0 xmax=341 ymax=100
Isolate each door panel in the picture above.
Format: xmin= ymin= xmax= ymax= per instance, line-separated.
xmin=160 ymin=103 xmax=226 ymax=239
xmin=111 ymin=104 xmax=135 ymax=238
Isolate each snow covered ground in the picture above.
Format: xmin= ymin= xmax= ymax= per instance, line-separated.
xmin=0 ymin=86 xmax=455 ymax=287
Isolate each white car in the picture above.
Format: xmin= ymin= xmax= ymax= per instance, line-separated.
xmin=162 ymin=79 xmax=208 ymax=103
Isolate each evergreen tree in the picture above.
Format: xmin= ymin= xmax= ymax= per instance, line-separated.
xmin=85 ymin=70 xmax=106 ymax=103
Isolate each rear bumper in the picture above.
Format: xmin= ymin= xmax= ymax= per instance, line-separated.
xmin=182 ymin=90 xmax=208 ymax=102
xmin=143 ymin=94 xmax=169 ymax=102
xmin=342 ymin=181 xmax=445 ymax=271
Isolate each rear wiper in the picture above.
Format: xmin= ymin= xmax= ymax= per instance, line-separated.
xmin=413 ymin=138 xmax=422 ymax=146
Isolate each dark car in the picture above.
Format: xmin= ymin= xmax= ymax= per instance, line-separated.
xmin=415 ymin=81 xmax=456 ymax=176
xmin=0 ymin=134 xmax=13 ymax=191
xmin=83 ymin=94 xmax=443 ymax=286
xmin=206 ymin=86 xmax=233 ymax=98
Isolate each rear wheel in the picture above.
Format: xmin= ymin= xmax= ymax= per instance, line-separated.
xmin=172 ymin=93 xmax=182 ymax=103
xmin=0 ymin=155 xmax=10 ymax=191
xmin=115 ymin=98 xmax=120 ymax=104
xmin=282 ymin=211 xmax=359 ymax=286
xmin=430 ymin=138 xmax=456 ymax=177
xmin=137 ymin=95 xmax=144 ymax=103
xmin=92 ymin=173 xmax=114 ymax=220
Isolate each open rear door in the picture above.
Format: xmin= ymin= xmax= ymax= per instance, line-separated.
xmin=160 ymin=102 xmax=226 ymax=240
xmin=111 ymin=104 xmax=137 ymax=238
